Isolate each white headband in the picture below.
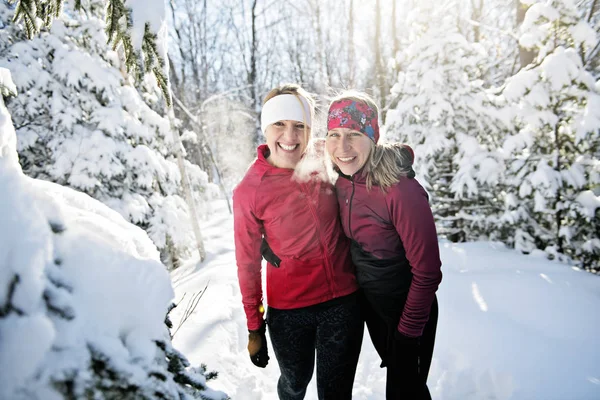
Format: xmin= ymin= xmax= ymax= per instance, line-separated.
xmin=260 ymin=94 xmax=312 ymax=133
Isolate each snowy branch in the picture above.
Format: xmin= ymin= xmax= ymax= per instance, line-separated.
xmin=10 ymin=0 xmax=171 ymax=106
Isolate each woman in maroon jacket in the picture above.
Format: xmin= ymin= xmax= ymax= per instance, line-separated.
xmin=325 ymin=91 xmax=442 ymax=400
xmin=233 ymin=84 xmax=363 ymax=400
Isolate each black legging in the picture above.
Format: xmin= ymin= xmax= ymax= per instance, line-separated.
xmin=362 ymin=293 xmax=439 ymax=400
xmin=266 ymin=293 xmax=364 ymax=400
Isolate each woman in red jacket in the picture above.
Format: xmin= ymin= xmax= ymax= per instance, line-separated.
xmin=233 ymin=84 xmax=363 ymax=400
xmin=325 ymin=91 xmax=442 ymax=400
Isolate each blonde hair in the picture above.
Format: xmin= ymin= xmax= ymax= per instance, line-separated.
xmin=364 ymin=142 xmax=415 ymax=191
xmin=263 ymin=84 xmax=315 ymax=145
xmin=327 ymin=90 xmax=414 ymax=191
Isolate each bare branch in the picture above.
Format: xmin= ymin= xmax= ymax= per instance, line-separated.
xmin=171 ymin=283 xmax=209 ymax=339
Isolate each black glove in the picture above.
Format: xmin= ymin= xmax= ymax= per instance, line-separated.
xmin=389 ymin=330 xmax=427 ymax=398
xmin=247 ymin=321 xmax=269 ymax=368
xmin=389 ymin=329 xmax=420 ymax=379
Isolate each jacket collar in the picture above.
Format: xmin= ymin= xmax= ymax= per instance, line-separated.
xmin=337 ymin=166 xmax=367 ymax=184
xmin=254 ymin=144 xmax=294 ymax=175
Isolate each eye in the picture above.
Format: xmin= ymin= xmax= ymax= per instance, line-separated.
xmin=327 ymin=131 xmax=339 ymax=138
xmin=273 ymin=121 xmax=284 ymax=127
xmin=350 ymin=131 xmax=363 ymax=137
xmin=295 ymin=123 xmax=306 ymax=129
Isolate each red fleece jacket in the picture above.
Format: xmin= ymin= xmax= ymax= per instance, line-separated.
xmin=233 ymin=145 xmax=358 ymax=330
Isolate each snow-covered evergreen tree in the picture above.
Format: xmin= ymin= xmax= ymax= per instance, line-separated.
xmin=0 ymin=2 xmax=217 ymax=267
xmin=1 ymin=67 xmax=227 ymax=400
xmin=11 ymin=0 xmax=171 ymax=104
xmin=501 ymin=0 xmax=600 ymax=271
xmin=386 ymin=2 xmax=510 ymax=242
xmin=0 ymin=66 xmax=18 ymax=171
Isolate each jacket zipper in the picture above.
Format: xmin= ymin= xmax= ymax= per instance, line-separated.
xmin=301 ymin=182 xmax=335 ymax=294
xmin=348 ymin=178 xmax=355 ymax=241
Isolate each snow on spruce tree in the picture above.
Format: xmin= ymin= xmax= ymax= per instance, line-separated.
xmin=1 ymin=67 xmax=227 ymax=399
xmin=0 ymin=1 xmax=215 ymax=268
xmin=0 ymin=67 xmax=18 ymax=171
xmin=385 ymin=2 xmax=510 ymax=242
xmin=501 ymin=0 xmax=600 ymax=271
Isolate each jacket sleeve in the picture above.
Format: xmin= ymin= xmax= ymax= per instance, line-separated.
xmin=388 ymin=180 xmax=442 ymax=337
xmin=233 ymin=184 xmax=265 ymax=331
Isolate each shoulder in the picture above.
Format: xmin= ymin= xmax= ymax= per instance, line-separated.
xmin=233 ymin=161 xmax=263 ymax=204
xmin=385 ymin=177 xmax=429 ymax=206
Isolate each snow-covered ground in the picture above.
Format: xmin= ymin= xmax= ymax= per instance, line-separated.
xmin=171 ymin=200 xmax=600 ymax=400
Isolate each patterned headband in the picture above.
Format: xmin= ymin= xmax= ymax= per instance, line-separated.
xmin=327 ymin=99 xmax=380 ymax=143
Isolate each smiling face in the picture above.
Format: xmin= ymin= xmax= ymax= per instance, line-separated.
xmin=326 ymin=128 xmax=372 ymax=176
xmin=265 ymin=120 xmax=309 ymax=169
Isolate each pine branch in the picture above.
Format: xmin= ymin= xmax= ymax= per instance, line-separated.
xmin=11 ymin=0 xmax=38 ymax=38
xmin=10 ymin=0 xmax=173 ymax=130
xmin=0 ymin=274 xmax=24 ymax=317
xmin=142 ymin=23 xmax=171 ymax=106
xmin=105 ymin=0 xmax=126 ymax=45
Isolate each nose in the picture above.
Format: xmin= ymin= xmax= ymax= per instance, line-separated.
xmin=340 ymin=135 xmax=351 ymax=151
xmin=283 ymin=124 xmax=296 ymax=139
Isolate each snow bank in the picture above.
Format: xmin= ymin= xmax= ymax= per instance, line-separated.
xmin=0 ymin=70 xmax=225 ymax=398
xmin=0 ymin=67 xmax=18 ymax=170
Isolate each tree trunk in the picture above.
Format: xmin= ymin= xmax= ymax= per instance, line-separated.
xmin=172 ymin=94 xmax=232 ymax=215
xmin=313 ymin=1 xmax=328 ymax=91
xmin=391 ymin=0 xmax=399 ymax=60
xmin=516 ymin=0 xmax=535 ymax=68
xmin=586 ymin=0 xmax=599 ymax=23
xmin=249 ymin=0 xmax=260 ymax=146
xmin=582 ymin=0 xmax=599 ymax=62
xmin=167 ymin=107 xmax=206 ymax=263
xmin=347 ymin=0 xmax=355 ymax=87
xmin=471 ymin=0 xmax=482 ymax=43
xmin=202 ymin=0 xmax=208 ymax=97
xmin=374 ymin=0 xmax=388 ymax=122
xmin=552 ymin=114 xmax=564 ymax=253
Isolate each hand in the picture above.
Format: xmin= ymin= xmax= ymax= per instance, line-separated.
xmin=389 ymin=330 xmax=420 ymax=378
xmin=388 ymin=330 xmax=425 ymax=397
xmin=247 ymin=321 xmax=269 ymax=368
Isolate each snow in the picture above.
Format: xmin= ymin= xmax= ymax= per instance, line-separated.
xmin=128 ymin=0 xmax=169 ymax=72
xmin=519 ymin=2 xmax=559 ymax=50
xmin=576 ymin=190 xmax=600 ymax=218
xmin=577 ymin=89 xmax=600 ymax=142
xmin=0 ymin=67 xmax=17 ymax=168
xmin=0 ymin=165 xmax=170 ymax=395
xmin=171 ymin=200 xmax=600 ymax=400
xmin=0 ymin=66 xmax=16 ymax=96
xmin=0 ymin=84 xmax=222 ymax=397
xmin=0 ymin=169 xmax=226 ymax=398
xmin=540 ymin=47 xmax=582 ymax=92
xmin=1 ymin=1 xmax=599 ymax=398
xmin=0 ymin=2 xmax=217 ymax=263
xmin=570 ymin=20 xmax=598 ymax=50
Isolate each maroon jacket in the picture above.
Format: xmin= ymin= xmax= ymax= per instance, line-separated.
xmin=335 ymin=172 xmax=442 ymax=337
xmin=233 ymin=145 xmax=358 ymax=330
